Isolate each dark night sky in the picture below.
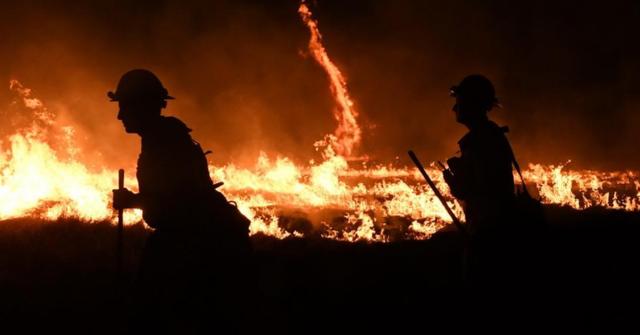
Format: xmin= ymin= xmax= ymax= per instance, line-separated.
xmin=0 ymin=0 xmax=638 ymax=170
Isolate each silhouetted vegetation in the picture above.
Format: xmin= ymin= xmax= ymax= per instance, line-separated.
xmin=0 ymin=205 xmax=639 ymax=333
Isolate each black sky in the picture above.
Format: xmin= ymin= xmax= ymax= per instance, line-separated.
xmin=0 ymin=0 xmax=638 ymax=170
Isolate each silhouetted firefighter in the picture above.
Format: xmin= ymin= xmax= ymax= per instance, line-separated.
xmin=442 ymin=74 xmax=542 ymax=315
xmin=444 ymin=75 xmax=514 ymax=233
xmin=110 ymin=69 xmax=252 ymax=332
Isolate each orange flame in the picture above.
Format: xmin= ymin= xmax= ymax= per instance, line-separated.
xmin=0 ymin=4 xmax=637 ymax=242
xmin=525 ymin=163 xmax=639 ymax=211
xmin=299 ymin=1 xmax=362 ymax=158
xmin=0 ymin=80 xmax=142 ymax=223
xmin=0 ymin=80 xmax=638 ymax=242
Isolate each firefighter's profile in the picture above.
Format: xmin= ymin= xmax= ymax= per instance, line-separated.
xmin=110 ymin=69 xmax=251 ymax=332
xmin=443 ymin=74 xmax=547 ymax=323
xmin=442 ymin=74 xmax=516 ymax=288
xmin=443 ymin=74 xmax=514 ymax=232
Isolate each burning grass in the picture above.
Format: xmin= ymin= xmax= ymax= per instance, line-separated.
xmin=0 ymin=1 xmax=637 ymax=243
xmin=2 ymin=77 xmax=639 ymax=244
xmin=0 ymin=1 xmax=637 ymax=331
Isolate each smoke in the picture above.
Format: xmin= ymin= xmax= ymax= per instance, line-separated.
xmin=0 ymin=0 xmax=637 ymax=171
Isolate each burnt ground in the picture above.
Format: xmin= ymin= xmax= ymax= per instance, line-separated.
xmin=0 ymin=206 xmax=639 ymax=333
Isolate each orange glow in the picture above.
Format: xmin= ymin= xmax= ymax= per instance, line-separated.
xmin=0 ymin=79 xmax=638 ymax=242
xmin=0 ymin=80 xmax=143 ymax=224
xmin=0 ymin=3 xmax=637 ymax=242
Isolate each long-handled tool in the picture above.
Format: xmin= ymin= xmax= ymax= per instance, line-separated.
xmin=408 ymin=150 xmax=466 ymax=235
xmin=409 ymin=151 xmax=470 ymax=285
xmin=116 ymin=169 xmax=124 ymax=284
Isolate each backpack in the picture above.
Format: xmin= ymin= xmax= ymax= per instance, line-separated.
xmin=505 ymin=140 xmax=547 ymax=232
xmin=192 ymin=140 xmax=251 ymax=238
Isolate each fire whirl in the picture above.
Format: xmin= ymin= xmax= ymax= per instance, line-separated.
xmin=0 ymin=3 xmax=638 ymax=242
xmin=299 ymin=1 xmax=361 ymax=158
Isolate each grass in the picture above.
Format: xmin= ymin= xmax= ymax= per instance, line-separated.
xmin=0 ymin=206 xmax=639 ymax=332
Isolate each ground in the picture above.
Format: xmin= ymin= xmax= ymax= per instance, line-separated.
xmin=0 ymin=206 xmax=639 ymax=333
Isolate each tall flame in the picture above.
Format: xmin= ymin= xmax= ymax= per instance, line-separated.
xmin=0 ymin=80 xmax=142 ymax=223
xmin=299 ymin=1 xmax=362 ymax=158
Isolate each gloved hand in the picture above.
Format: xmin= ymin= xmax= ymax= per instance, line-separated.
xmin=112 ymin=188 xmax=140 ymax=210
xmin=442 ymin=169 xmax=456 ymax=187
xmin=446 ymin=156 xmax=463 ymax=175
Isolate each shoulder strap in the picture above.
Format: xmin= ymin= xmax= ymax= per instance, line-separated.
xmin=502 ymin=130 xmax=529 ymax=196
xmin=190 ymin=139 xmax=217 ymax=188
